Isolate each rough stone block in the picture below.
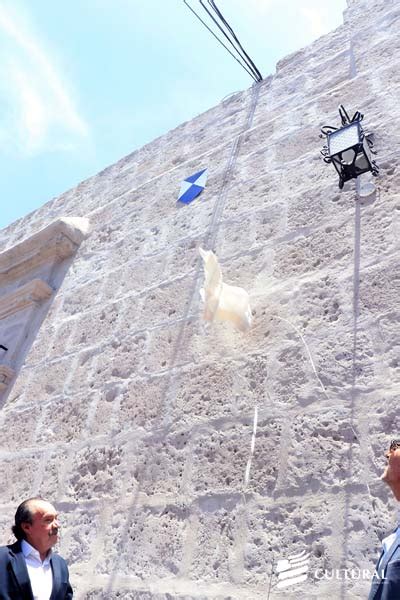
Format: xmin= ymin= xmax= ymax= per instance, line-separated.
xmin=28 ymin=319 xmax=77 ymax=366
xmin=281 ymin=409 xmax=360 ymax=496
xmin=303 ymin=50 xmax=351 ymax=98
xmin=166 ymin=236 xmax=202 ymax=278
xmin=92 ymin=333 xmax=148 ymax=382
xmin=288 ymin=273 xmax=351 ymax=333
xmin=37 ymin=449 xmax=70 ymax=500
xmin=190 ymin=418 xmax=282 ymax=497
xmin=134 ymin=429 xmax=190 ymax=497
xmin=65 ymin=442 xmax=130 ymax=501
xmin=178 ymin=88 xmax=250 ymax=142
xmin=188 ymin=500 xmax=242 ymax=584
xmin=0 ymin=402 xmax=42 ymax=451
xmin=58 ymin=505 xmax=99 ymax=565
xmin=106 ymin=253 xmax=169 ymax=300
xmin=242 ymin=495 xmax=338 ymax=587
xmin=128 ymin=275 xmax=194 ymax=329
xmin=86 ymin=387 xmax=121 ymax=437
xmin=117 ymin=374 xmax=171 ymax=432
xmin=216 ymin=204 xmax=286 ymax=259
xmin=172 ymin=360 xmax=253 ymax=425
xmin=143 ymin=319 xmax=198 ymax=374
xmin=71 ymin=303 xmax=121 ymax=349
xmin=59 ymin=278 xmax=106 ymax=317
xmin=267 ymin=340 xmax=319 ymax=408
xmin=35 ymin=392 xmax=91 ymax=445
xmin=273 ymin=218 xmax=354 ymax=281
xmin=26 ymin=356 xmax=75 ymax=399
xmin=309 ymin=327 xmax=376 ymax=392
xmin=370 ymin=311 xmax=400 ymax=384
xmin=0 ymin=454 xmax=38 ymax=504
xmin=367 ymin=392 xmax=400 ymax=469
xmin=97 ymin=503 xmax=187 ymax=578
xmin=344 ymin=0 xmax=400 ymax=33
xmin=359 ymin=195 xmax=399 ymax=259
xmin=359 ymin=259 xmax=400 ymax=314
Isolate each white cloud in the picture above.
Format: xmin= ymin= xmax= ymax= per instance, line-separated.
xmin=0 ymin=2 xmax=88 ymax=155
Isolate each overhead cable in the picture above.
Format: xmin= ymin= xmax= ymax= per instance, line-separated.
xmin=183 ymin=0 xmax=263 ymax=83
xmin=205 ymin=0 xmax=263 ymax=81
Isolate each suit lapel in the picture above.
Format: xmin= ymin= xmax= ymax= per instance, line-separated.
xmin=368 ymin=541 xmax=400 ymax=600
xmin=50 ymin=554 xmax=61 ymax=600
xmin=378 ymin=540 xmax=400 ymax=574
xmin=368 ymin=549 xmax=384 ymax=600
xmin=8 ymin=542 xmax=33 ymax=600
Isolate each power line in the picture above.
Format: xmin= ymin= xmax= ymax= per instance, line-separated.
xmin=183 ymin=0 xmax=263 ymax=83
xmin=183 ymin=0 xmax=257 ymax=81
xmin=206 ymin=1 xmax=263 ymax=81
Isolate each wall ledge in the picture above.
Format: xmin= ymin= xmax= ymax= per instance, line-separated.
xmin=0 ymin=279 xmax=53 ymax=320
xmin=0 ymin=218 xmax=90 ymax=285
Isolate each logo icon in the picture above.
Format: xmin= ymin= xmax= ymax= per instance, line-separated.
xmin=275 ymin=549 xmax=310 ymax=589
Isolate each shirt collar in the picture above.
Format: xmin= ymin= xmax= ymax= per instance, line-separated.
xmin=21 ymin=540 xmax=53 ymax=564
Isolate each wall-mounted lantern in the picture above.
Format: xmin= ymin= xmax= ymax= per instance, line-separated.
xmin=320 ymin=105 xmax=379 ymax=189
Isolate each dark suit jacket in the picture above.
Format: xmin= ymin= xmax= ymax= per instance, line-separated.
xmin=0 ymin=541 xmax=73 ymax=600
xmin=369 ymin=540 xmax=400 ymax=600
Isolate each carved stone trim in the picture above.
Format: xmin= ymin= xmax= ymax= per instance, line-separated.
xmin=0 ymin=218 xmax=90 ymax=285
xmin=0 ymin=365 xmax=15 ymax=391
xmin=0 ymin=279 xmax=53 ymax=320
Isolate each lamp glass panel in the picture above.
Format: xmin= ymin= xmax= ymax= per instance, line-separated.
xmin=341 ymin=148 xmax=356 ymax=164
xmin=355 ymin=153 xmax=369 ymax=172
xmin=328 ymin=122 xmax=360 ymax=155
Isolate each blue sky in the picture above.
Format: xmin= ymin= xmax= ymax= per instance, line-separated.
xmin=0 ymin=0 xmax=347 ymax=229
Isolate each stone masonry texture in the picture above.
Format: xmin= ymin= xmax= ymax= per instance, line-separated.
xmin=0 ymin=0 xmax=399 ymax=597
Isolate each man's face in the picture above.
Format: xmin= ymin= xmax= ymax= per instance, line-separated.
xmin=382 ymin=442 xmax=400 ymax=500
xmin=22 ymin=500 xmax=60 ymax=553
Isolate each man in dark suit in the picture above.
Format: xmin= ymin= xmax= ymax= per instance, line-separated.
xmin=369 ymin=440 xmax=400 ymax=600
xmin=0 ymin=497 xmax=73 ymax=599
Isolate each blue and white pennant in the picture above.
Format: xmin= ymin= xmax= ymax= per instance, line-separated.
xmin=178 ymin=168 xmax=208 ymax=204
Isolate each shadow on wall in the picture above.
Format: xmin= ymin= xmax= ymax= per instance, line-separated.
xmin=0 ymin=218 xmax=90 ymax=407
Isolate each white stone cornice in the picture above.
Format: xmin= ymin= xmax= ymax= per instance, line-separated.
xmin=0 ymin=218 xmax=90 ymax=284
xmin=0 ymin=279 xmax=53 ymax=320
xmin=0 ymin=365 xmax=15 ymax=391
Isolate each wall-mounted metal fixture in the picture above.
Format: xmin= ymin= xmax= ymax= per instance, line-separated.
xmin=0 ymin=345 xmax=7 ymax=352
xmin=320 ymin=105 xmax=379 ymax=189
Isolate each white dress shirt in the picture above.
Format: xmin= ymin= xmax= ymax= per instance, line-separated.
xmin=21 ymin=540 xmax=53 ymax=600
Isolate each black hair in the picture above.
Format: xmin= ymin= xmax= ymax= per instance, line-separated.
xmin=12 ymin=497 xmax=48 ymax=541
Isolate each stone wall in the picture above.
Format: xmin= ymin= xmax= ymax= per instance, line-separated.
xmin=0 ymin=0 xmax=399 ymax=597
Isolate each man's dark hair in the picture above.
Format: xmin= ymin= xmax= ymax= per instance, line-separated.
xmin=12 ymin=497 xmax=48 ymax=541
